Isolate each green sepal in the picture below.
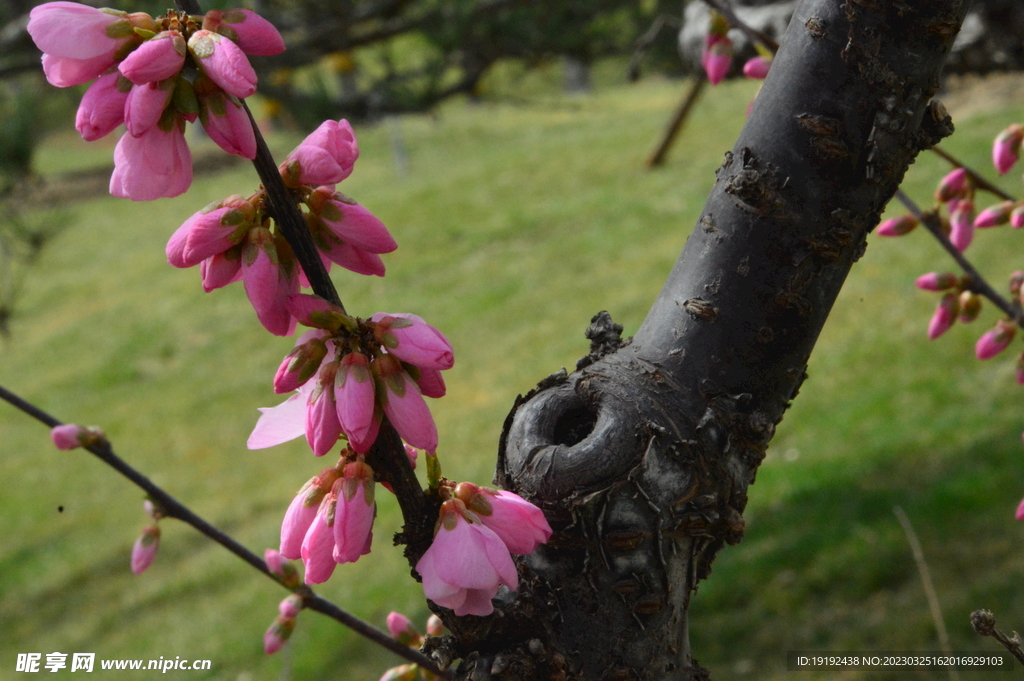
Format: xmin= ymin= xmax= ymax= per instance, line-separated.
xmin=426 ymin=455 xmax=442 ymax=491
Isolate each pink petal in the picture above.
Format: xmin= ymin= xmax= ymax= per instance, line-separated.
xmin=75 ymin=72 xmax=130 ymax=141
xmin=41 ymin=52 xmax=116 ymax=87
xmin=207 ymin=9 xmax=285 ymax=56
xmin=109 ymin=121 xmax=192 ymax=201
xmin=28 ymin=2 xmax=124 ymax=59
xmin=321 ymin=201 xmax=397 ymax=254
xmin=188 ymin=31 xmax=256 ymax=99
xmin=124 ymin=81 xmax=173 ymax=137
xmin=199 ymin=92 xmax=257 ymax=159
xmin=118 ymin=31 xmax=186 ymax=84
xmin=247 ymin=389 xmax=308 ymax=449
xmin=300 ymin=496 xmax=337 ymax=584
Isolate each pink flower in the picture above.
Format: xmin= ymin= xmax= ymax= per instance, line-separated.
xmin=974 ymin=201 xmax=1015 ymax=228
xmin=42 ymin=52 xmax=118 ymax=87
xmin=701 ymin=34 xmax=732 ymax=85
xmin=332 ymin=461 xmax=375 ymax=564
xmin=50 ymin=424 xmax=86 ymax=450
xmin=109 ymin=117 xmax=192 ymax=201
xmin=335 ymin=351 xmax=380 ymax=453
xmin=928 ymin=292 xmax=959 ymax=340
xmin=241 ymin=228 xmax=299 ymax=336
xmin=75 ymin=72 xmax=131 ymax=141
xmin=28 ymin=2 xmax=129 ymax=60
xmin=118 ymin=31 xmax=186 ymax=85
xmin=875 ymin=214 xmax=918 ymax=237
xmin=301 ymin=486 xmax=339 ymax=584
xmin=975 ymin=320 xmax=1016 ymax=360
xmin=993 ymin=125 xmax=1024 ymax=175
xmin=375 ymin=355 xmax=438 ymax=452
xmin=372 ymin=313 xmax=454 ymax=370
xmin=198 ymin=90 xmax=257 ymax=159
xmin=415 ymin=499 xmax=518 ymax=617
xmin=915 ymin=272 xmax=957 ymax=292
xmin=131 ymin=524 xmax=160 ymax=574
xmin=458 ymin=484 xmax=552 ymax=555
xmin=742 ymin=56 xmax=771 ymax=79
xmin=203 ymin=9 xmax=285 ymax=56
xmin=949 ymin=199 xmax=975 ymax=252
xmin=124 ymin=80 xmax=174 ymax=137
xmin=281 ymin=120 xmax=359 ymax=186
xmin=279 ymin=469 xmax=338 ymax=559
xmin=264 ymin=616 xmax=295 ymax=654
xmin=173 ymin=197 xmax=254 ymax=267
xmin=188 ymin=30 xmax=257 ymax=99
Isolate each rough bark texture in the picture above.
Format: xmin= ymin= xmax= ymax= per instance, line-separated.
xmin=427 ymin=0 xmax=970 ymax=678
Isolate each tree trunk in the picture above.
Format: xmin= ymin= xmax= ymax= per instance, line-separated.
xmin=427 ymin=0 xmax=969 ymax=678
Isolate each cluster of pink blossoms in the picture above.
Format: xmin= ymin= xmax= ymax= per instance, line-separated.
xmin=28 ymin=2 xmax=284 ymax=200
xmin=167 ymin=119 xmax=397 ymax=336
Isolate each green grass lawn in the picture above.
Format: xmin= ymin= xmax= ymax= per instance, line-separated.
xmin=3 ymin=71 xmax=1024 ymax=680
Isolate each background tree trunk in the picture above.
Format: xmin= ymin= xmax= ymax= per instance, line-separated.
xmin=427 ymin=0 xmax=971 ymax=678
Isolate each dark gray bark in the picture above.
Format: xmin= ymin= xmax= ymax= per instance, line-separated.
xmin=423 ymin=0 xmax=970 ymax=679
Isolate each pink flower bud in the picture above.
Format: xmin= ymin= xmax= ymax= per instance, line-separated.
xmin=335 ymin=352 xmax=379 ymax=454
xmin=928 ymin=292 xmax=959 ymax=340
xmin=275 ymin=331 xmax=330 ymax=394
xmin=203 ymin=9 xmax=285 ymax=56
xmin=264 ymin=616 xmax=295 ymax=654
xmin=371 ymin=313 xmax=454 ymax=370
xmin=284 ymin=293 xmax=347 ymax=330
xmin=42 ymin=52 xmax=117 ymax=88
xmin=1016 ymin=496 xmax=1024 ymax=522
xmin=181 ymin=200 xmax=254 ymax=266
xmin=975 ymin=320 xmax=1016 ymax=360
xmin=1011 ymin=271 xmax=1024 ymax=296
xmin=321 ymin=241 xmax=386 ymax=277
xmin=118 ymin=31 xmax=186 ymax=85
xmin=280 ymin=468 xmax=339 ymax=559
xmin=315 ymin=196 xmax=398 ymax=254
xmin=386 ymin=612 xmax=421 ymax=647
xmin=993 ymin=124 xmax=1024 ymax=175
xmin=379 ymin=664 xmax=419 ymax=681
xmin=281 ymin=119 xmax=359 ymax=186
xmin=1012 ymin=204 xmax=1024 ymax=229
xmin=457 ymin=484 xmax=553 ymax=555
xmin=949 ymin=199 xmax=975 ymax=252
xmin=301 ymin=487 xmax=339 ymax=584
xmin=188 ymin=30 xmax=257 ymax=99
xmin=426 ymin=614 xmax=444 ymax=637
xmin=974 ymin=200 xmax=1015 ymax=228
xmin=415 ymin=367 xmax=447 ymax=399
xmin=375 ymin=355 xmax=438 ymax=452
xmin=109 ymin=117 xmax=192 ymax=201
xmin=28 ymin=2 xmax=129 ymax=60
xmin=124 ymin=80 xmax=175 ymax=137
xmin=305 ymin=361 xmax=343 ymax=456
xmin=278 ymin=594 xmax=303 ymax=618
xmin=131 ymin=524 xmax=160 ymax=574
xmin=332 ymin=462 xmax=375 ymax=564
xmin=742 ymin=56 xmax=771 ymax=79
xmin=875 ymin=214 xmax=918 ymax=237
xmin=935 ymin=167 xmax=969 ymax=204
xmin=75 ymin=72 xmax=131 ymax=141
xmin=241 ymin=228 xmax=299 ymax=337
xmin=415 ymin=499 xmax=518 ymax=617
xmin=200 ymin=249 xmax=243 ymax=292
xmin=915 ymin=272 xmax=957 ymax=292
xmin=959 ymin=290 xmax=982 ymax=323
xmin=1015 ymin=352 xmax=1024 ymax=385
xmin=701 ymin=34 xmax=732 ymax=85
xmin=198 ymin=89 xmax=257 ymax=159
xmin=50 ymin=424 xmax=87 ymax=450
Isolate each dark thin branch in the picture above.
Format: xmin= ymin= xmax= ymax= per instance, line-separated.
xmin=702 ymin=0 xmax=780 ymax=53
xmin=646 ymin=74 xmax=706 ymax=168
xmin=895 ymin=190 xmax=1024 ymax=326
xmin=971 ymin=610 xmax=1024 ymax=665
xmin=930 ymin=145 xmax=1016 ymax=203
xmin=0 ymin=383 xmax=452 ymax=679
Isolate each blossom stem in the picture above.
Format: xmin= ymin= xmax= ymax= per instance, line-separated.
xmin=0 ymin=383 xmax=450 ymax=679
xmin=895 ymin=190 xmax=1024 ymax=327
